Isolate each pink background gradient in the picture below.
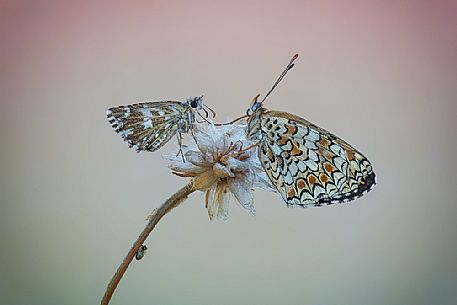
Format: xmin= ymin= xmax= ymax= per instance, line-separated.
xmin=1 ymin=1 xmax=457 ymax=305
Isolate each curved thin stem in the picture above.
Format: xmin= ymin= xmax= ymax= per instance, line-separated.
xmin=101 ymin=182 xmax=195 ymax=305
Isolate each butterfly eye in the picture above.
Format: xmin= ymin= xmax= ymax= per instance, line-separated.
xmin=190 ymin=100 xmax=198 ymax=108
xmin=251 ymin=102 xmax=261 ymax=112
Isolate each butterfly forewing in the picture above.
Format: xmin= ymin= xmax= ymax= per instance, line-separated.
xmin=107 ymin=101 xmax=188 ymax=152
xmin=257 ymin=110 xmax=375 ymax=207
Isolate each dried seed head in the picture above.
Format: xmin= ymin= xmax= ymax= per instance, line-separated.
xmin=167 ymin=122 xmax=273 ymax=220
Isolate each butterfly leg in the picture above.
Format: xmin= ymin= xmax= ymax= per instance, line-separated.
xmin=190 ymin=124 xmax=199 ymax=146
xmin=221 ymin=141 xmax=260 ymax=163
xmin=236 ymin=141 xmax=260 ymax=156
xmin=176 ymin=131 xmax=185 ymax=162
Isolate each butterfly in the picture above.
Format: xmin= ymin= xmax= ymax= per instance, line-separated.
xmin=245 ymin=54 xmax=376 ymax=207
xmin=107 ymin=96 xmax=215 ymax=153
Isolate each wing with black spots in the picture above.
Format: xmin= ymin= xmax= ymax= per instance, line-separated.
xmin=258 ymin=110 xmax=375 ymax=207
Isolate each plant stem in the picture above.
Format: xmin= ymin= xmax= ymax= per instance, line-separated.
xmin=101 ymin=182 xmax=195 ymax=305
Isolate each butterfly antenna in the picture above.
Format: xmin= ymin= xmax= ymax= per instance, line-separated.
xmin=214 ymin=114 xmax=249 ymax=126
xmin=260 ymin=53 xmax=298 ymax=104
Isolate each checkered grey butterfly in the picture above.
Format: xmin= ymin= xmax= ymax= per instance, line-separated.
xmin=107 ymin=96 xmax=214 ymax=152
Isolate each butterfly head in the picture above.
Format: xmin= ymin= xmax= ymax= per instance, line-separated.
xmin=247 ymin=94 xmax=263 ymax=116
xmin=245 ymin=94 xmax=265 ymax=140
xmin=188 ymin=96 xmax=204 ymax=110
xmin=188 ymin=96 xmax=216 ymax=120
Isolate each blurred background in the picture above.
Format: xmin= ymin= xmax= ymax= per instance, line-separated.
xmin=1 ymin=1 xmax=456 ymax=305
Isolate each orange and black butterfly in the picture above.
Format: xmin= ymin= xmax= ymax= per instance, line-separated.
xmin=245 ymin=54 xmax=376 ymax=207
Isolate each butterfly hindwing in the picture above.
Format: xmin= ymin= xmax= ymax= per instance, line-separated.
xmin=107 ymin=101 xmax=187 ymax=152
xmin=258 ymin=110 xmax=375 ymax=207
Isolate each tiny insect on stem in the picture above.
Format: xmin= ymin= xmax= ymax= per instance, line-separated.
xmin=135 ymin=245 xmax=147 ymax=260
xmin=101 ymin=183 xmax=195 ymax=305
